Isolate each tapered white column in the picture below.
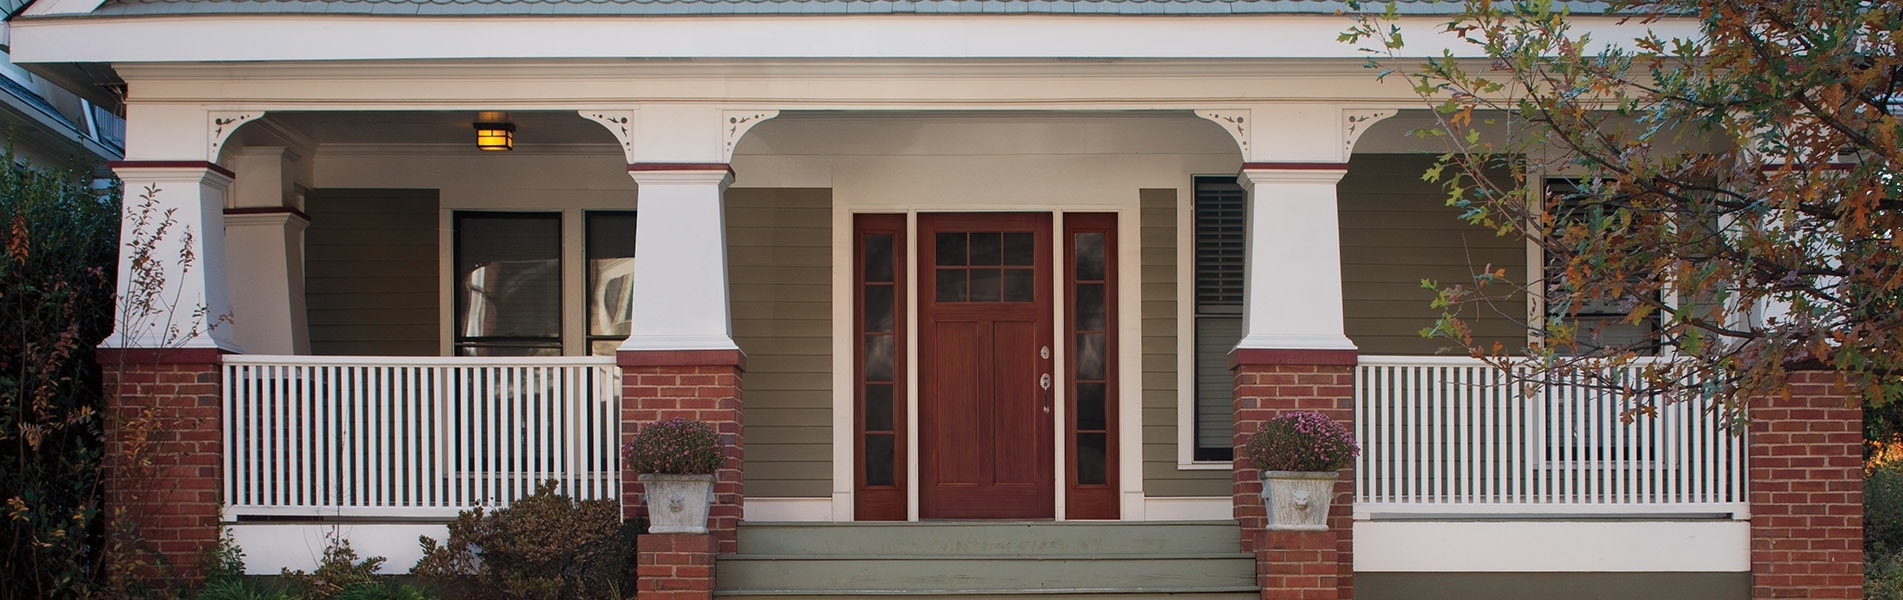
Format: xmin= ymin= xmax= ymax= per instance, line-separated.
xmin=225 ymin=146 xmax=310 ymax=354
xmin=106 ymin=162 xmax=241 ymax=352
xmin=620 ymin=166 xmax=739 ymax=351
xmin=1235 ymin=166 xmax=1355 ymax=351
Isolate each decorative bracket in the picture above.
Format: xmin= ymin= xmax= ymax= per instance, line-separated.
xmin=722 ymin=110 xmax=780 ymax=162
xmin=1195 ymin=109 xmax=1251 ymax=158
xmin=1340 ymin=108 xmax=1400 ymax=162
xmin=579 ymin=110 xmax=638 ymax=163
xmin=208 ymin=111 xmax=264 ymax=162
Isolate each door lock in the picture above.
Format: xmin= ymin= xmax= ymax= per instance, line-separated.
xmin=1040 ymin=345 xmax=1051 ymax=360
xmin=1039 ymin=373 xmax=1053 ymax=414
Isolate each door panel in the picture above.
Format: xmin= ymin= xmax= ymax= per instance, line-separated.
xmin=919 ymin=213 xmax=1054 ymax=519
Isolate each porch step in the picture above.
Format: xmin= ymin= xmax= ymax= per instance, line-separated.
xmin=715 ymin=521 xmax=1258 ymax=599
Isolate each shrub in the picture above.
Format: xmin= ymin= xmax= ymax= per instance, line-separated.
xmin=1870 ymin=461 xmax=1903 ymax=554
xmin=1242 ymin=411 xmax=1359 ymax=472
xmin=624 ymin=418 xmax=722 ymax=475
xmin=281 ymin=534 xmax=386 ymax=600
xmin=413 ymin=481 xmax=637 ymax=600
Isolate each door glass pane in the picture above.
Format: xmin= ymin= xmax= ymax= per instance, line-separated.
xmin=1075 ymin=333 xmax=1106 ymax=380
xmin=1074 ymin=232 xmax=1106 ymax=281
xmin=936 ymin=269 xmax=967 ymax=302
xmin=866 ymin=384 xmax=895 ymax=431
xmin=936 ymin=232 xmax=967 ymax=266
xmin=865 ymin=286 xmax=895 ymax=332
xmin=969 ymin=232 xmax=1002 ymax=266
xmin=1075 ymin=283 xmax=1105 ymax=330
xmin=866 ymin=335 xmax=894 ymax=382
xmin=1003 ymin=232 xmax=1035 ymax=266
xmin=1076 ymin=382 xmax=1106 ymax=430
xmin=867 ymin=434 xmax=895 ymax=486
xmin=1002 ymin=269 xmax=1036 ymax=302
xmin=865 ymin=233 xmax=894 ymax=282
xmin=1077 ymin=433 xmax=1107 ymax=485
xmin=970 ymin=268 xmax=1001 ymax=302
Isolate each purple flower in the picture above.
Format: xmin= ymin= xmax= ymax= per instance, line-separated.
xmin=1243 ymin=411 xmax=1359 ymax=472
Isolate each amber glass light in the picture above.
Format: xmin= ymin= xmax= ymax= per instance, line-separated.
xmin=473 ymin=111 xmax=515 ymax=151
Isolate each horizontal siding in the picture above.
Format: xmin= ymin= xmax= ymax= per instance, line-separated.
xmin=1340 ymin=155 xmax=1527 ymax=356
xmin=1139 ymin=188 xmax=1230 ymax=498
xmin=728 ymin=188 xmax=834 ymax=499
xmin=304 ymin=189 xmax=440 ymax=357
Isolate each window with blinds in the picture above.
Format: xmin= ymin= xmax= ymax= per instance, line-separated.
xmin=1193 ymin=176 xmax=1246 ymax=461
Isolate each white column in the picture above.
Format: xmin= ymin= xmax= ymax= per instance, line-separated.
xmin=1235 ymin=167 xmax=1356 ymax=351
xmin=620 ymin=167 xmax=739 ymax=352
xmin=107 ymin=163 xmax=241 ymax=352
xmin=225 ymin=147 xmax=311 ymax=354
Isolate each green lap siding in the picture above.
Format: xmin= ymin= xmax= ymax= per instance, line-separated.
xmin=304 ymin=188 xmax=441 ymax=356
xmin=1339 ymin=154 xmax=1526 ymax=356
xmin=1140 ymin=188 xmax=1231 ymax=498
xmin=728 ymin=188 xmax=835 ymax=498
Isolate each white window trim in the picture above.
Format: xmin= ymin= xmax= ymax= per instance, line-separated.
xmin=1176 ymin=176 xmax=1234 ymax=470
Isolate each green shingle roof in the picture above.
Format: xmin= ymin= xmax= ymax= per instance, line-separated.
xmin=85 ymin=0 xmax=1615 ymax=17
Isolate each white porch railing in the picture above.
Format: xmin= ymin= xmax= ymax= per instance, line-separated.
xmin=221 ymin=356 xmax=622 ymax=519
xmin=1354 ymin=356 xmax=1746 ymax=519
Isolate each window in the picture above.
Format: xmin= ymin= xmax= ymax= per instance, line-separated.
xmin=1540 ymin=179 xmax=1660 ymax=355
xmin=586 ymin=212 xmax=637 ymax=356
xmin=455 ymin=210 xmax=637 ymax=357
xmin=1193 ymin=176 xmax=1246 ymax=462
xmin=455 ymin=212 xmax=562 ymax=356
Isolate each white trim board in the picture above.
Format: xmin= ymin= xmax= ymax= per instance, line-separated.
xmin=11 ymin=15 xmax=1700 ymax=64
xmin=1354 ymin=521 xmax=1750 ymax=573
xmin=229 ymin=523 xmax=447 ymax=575
xmin=745 ymin=498 xmax=833 ymax=522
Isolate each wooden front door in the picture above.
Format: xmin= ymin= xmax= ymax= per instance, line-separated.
xmin=919 ymin=213 xmax=1055 ymax=519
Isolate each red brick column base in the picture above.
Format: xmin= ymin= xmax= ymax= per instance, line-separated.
xmin=96 ymin=347 xmax=226 ymax=585
xmin=1748 ymin=371 xmax=1862 ymax=599
xmin=621 ymin=350 xmax=745 ymax=597
xmin=1232 ymin=349 xmax=1357 ymax=600
xmin=1256 ymin=530 xmax=1340 ymax=600
xmin=637 ymin=533 xmax=717 ymax=600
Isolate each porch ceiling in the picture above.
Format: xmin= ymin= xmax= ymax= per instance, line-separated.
xmin=254 ymin=110 xmax=617 ymax=147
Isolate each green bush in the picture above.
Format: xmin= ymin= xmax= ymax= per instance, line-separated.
xmin=1871 ymin=462 xmax=1903 ymax=554
xmin=413 ymin=481 xmax=637 ymax=600
xmin=0 ymin=150 xmax=120 ymax=599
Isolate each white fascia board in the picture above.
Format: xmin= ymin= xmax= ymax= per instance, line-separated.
xmin=10 ymin=14 xmax=1702 ymax=64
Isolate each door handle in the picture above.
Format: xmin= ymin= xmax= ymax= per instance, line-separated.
xmin=1040 ymin=373 xmax=1052 ymax=413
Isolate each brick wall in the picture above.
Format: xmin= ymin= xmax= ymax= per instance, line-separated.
xmin=1749 ymin=371 xmax=1862 ymax=599
xmin=96 ymin=347 xmax=225 ymax=584
xmin=637 ymin=533 xmax=717 ymax=600
xmin=1255 ymin=530 xmax=1341 ymax=600
xmin=1232 ymin=350 xmax=1357 ymax=600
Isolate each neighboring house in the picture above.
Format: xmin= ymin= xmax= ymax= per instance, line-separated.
xmin=8 ymin=1 xmax=1860 ymax=599
xmin=0 ymin=3 xmax=121 ymax=167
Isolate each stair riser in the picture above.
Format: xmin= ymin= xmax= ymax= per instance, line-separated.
xmin=736 ymin=523 xmax=1244 ymax=556
xmin=717 ymin=557 xmax=1258 ymax=592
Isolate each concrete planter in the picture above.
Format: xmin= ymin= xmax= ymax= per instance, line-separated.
xmin=1259 ymin=470 xmax=1338 ymax=531
xmin=639 ymin=473 xmax=716 ymax=534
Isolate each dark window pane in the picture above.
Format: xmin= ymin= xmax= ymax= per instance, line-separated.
xmin=1003 ymin=269 xmax=1036 ymax=302
xmin=1004 ymin=232 xmax=1035 ymax=266
xmin=866 ymin=384 xmax=895 ymax=431
xmin=936 ymin=232 xmax=966 ymax=266
xmin=1075 ymin=283 xmax=1105 ymax=331
xmin=1077 ymin=382 xmax=1106 ymax=430
xmin=1075 ymin=333 xmax=1106 ymax=380
xmin=457 ymin=213 xmax=562 ymax=342
xmin=969 ymin=232 xmax=1002 ymax=266
xmin=1075 ymin=232 xmax=1106 ymax=281
xmin=866 ymin=335 xmax=894 ymax=382
xmin=1077 ymin=433 xmax=1107 ymax=485
xmin=865 ymin=233 xmax=894 ymax=283
xmin=867 ymin=434 xmax=895 ymax=486
xmin=864 ymin=285 xmax=894 ymax=333
xmin=970 ymin=268 xmax=1001 ymax=302
xmin=586 ymin=212 xmax=637 ymax=260
xmin=936 ymin=269 xmax=967 ymax=302
xmin=586 ymin=212 xmax=639 ymax=342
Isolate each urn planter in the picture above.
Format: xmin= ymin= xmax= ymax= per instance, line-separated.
xmin=1259 ymin=470 xmax=1338 ymax=531
xmin=640 ymin=473 xmax=716 ymax=534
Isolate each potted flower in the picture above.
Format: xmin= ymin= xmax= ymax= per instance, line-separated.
xmin=1243 ymin=411 xmax=1359 ymax=531
xmin=624 ymin=417 xmax=723 ymax=533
